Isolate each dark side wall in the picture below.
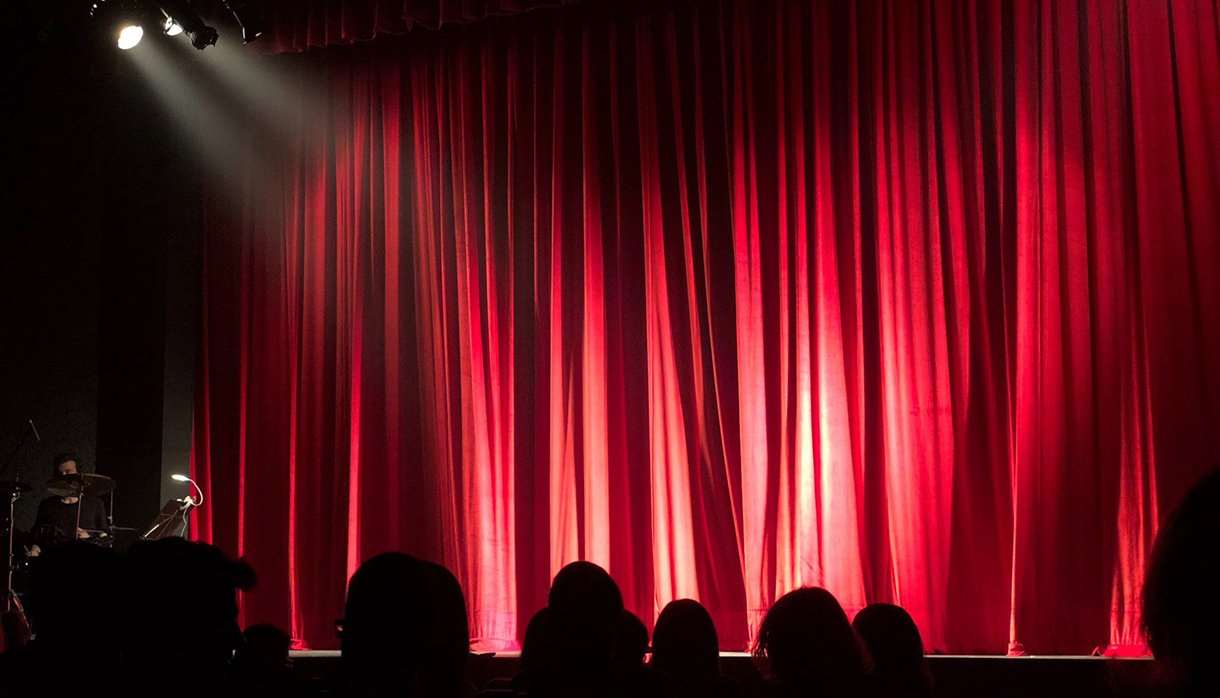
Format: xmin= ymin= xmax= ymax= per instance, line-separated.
xmin=1 ymin=4 xmax=198 ymax=533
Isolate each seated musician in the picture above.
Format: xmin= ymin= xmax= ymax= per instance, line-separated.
xmin=29 ymin=453 xmax=108 ymax=553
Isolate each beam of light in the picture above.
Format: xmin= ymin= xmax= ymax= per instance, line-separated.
xmin=178 ymin=38 xmax=330 ymax=150
xmin=118 ymin=25 xmax=144 ymax=50
xmin=126 ymin=36 xmax=275 ymax=212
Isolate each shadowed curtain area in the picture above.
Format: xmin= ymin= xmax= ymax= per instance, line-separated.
xmin=257 ymin=0 xmax=581 ymax=52
xmin=189 ymin=0 xmax=1220 ymax=653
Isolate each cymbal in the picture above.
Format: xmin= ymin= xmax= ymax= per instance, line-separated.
xmin=45 ymin=479 xmax=82 ymax=497
xmin=46 ymin=473 xmax=114 ymax=498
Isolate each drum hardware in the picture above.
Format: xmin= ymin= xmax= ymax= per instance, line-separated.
xmin=1 ymin=420 xmax=39 ymax=613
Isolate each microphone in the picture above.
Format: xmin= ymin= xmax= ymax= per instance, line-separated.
xmin=27 ymin=419 xmax=40 ymax=443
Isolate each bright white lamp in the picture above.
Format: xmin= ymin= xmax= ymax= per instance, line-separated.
xmin=117 ymin=24 xmax=143 ymax=50
xmin=171 ymin=473 xmax=205 ymax=507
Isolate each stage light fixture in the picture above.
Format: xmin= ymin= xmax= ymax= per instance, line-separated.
xmin=158 ymin=0 xmax=220 ymax=50
xmin=95 ymin=0 xmax=263 ymax=52
xmin=93 ymin=0 xmax=152 ymax=50
xmin=189 ymin=25 xmax=219 ymax=49
xmin=117 ymin=24 xmax=144 ymax=49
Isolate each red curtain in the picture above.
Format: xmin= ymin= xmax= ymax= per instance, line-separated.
xmin=191 ymin=0 xmax=1220 ymax=653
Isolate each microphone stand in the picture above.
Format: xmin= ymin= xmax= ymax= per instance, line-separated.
xmin=0 ymin=426 xmax=31 ymax=484
xmin=0 ymin=423 xmax=35 ymax=614
xmin=1 ymin=485 xmax=19 ymax=613
xmin=74 ymin=483 xmax=84 ymax=542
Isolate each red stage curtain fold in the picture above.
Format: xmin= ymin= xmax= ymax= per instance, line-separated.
xmin=192 ymin=0 xmax=1220 ymax=653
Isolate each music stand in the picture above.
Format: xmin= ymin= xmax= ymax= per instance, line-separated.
xmin=140 ymin=498 xmax=198 ymax=540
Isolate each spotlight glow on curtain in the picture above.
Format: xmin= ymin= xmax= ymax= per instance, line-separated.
xmin=191 ymin=0 xmax=1220 ymax=653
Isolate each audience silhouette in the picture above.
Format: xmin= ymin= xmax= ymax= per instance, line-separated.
xmin=22 ymin=506 xmax=1220 ymax=698
xmin=121 ymin=537 xmax=257 ymax=696
xmin=1143 ymin=467 xmax=1220 ymax=697
xmin=514 ymin=606 xmax=555 ymax=695
xmin=232 ymin=623 xmax=297 ymax=696
xmin=614 ymin=610 xmax=662 ymax=696
xmin=0 ymin=542 xmax=123 ymax=695
xmin=854 ymin=603 xmax=932 ymax=698
xmin=615 ymin=609 xmax=649 ymax=670
xmin=522 ymin=560 xmax=627 ymax=696
xmin=753 ymin=587 xmax=871 ymax=697
xmin=341 ymin=552 xmax=471 ymax=697
xmin=652 ymin=598 xmax=738 ymax=697
xmin=547 ymin=560 xmax=624 ymax=666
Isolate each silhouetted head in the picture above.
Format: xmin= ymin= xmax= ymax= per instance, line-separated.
xmin=614 ymin=610 xmax=649 ymax=672
xmin=548 ymin=561 xmax=624 ymax=622
xmin=754 ymin=587 xmax=868 ymax=691
xmin=121 ymin=538 xmax=255 ymax=688
xmin=652 ymin=599 xmax=719 ymax=682
xmin=545 ymin=561 xmax=624 ymax=679
xmin=26 ymin=542 xmax=121 ymax=653
xmin=235 ymin=624 xmax=292 ymax=670
xmin=853 ymin=603 xmax=931 ymax=697
xmin=341 ymin=553 xmax=469 ymax=696
xmin=1143 ymin=468 xmax=1220 ymax=694
xmin=518 ymin=607 xmax=555 ymax=681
